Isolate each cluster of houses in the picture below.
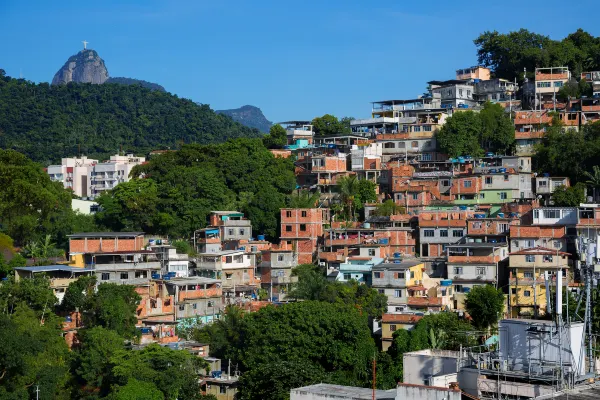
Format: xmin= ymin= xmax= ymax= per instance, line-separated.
xmin=27 ymin=64 xmax=600 ymax=399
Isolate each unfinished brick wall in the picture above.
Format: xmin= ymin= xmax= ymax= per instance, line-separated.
xmin=69 ymin=236 xmax=143 ymax=254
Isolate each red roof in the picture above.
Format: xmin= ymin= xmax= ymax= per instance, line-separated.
xmin=407 ymin=297 xmax=443 ymax=307
xmin=381 ymin=313 xmax=423 ymax=324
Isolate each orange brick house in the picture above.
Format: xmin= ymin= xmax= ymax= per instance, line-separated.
xmin=68 ymin=232 xmax=145 ymax=254
xmin=280 ymin=208 xmax=329 ymax=264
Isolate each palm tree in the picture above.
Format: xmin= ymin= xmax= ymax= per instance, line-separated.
xmin=584 ymin=166 xmax=600 ymax=202
xmin=289 ymin=190 xmax=321 ymax=209
xmin=337 ymin=175 xmax=360 ymax=221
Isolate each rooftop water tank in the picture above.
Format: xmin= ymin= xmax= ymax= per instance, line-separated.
xmin=257 ymin=235 xmax=265 ymax=241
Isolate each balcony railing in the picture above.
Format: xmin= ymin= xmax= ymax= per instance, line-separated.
xmin=91 ymin=261 xmax=162 ymax=271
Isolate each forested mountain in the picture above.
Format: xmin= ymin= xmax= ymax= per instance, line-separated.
xmin=105 ymin=77 xmax=166 ymax=92
xmin=0 ymin=71 xmax=262 ymax=164
xmin=216 ymin=105 xmax=272 ymax=132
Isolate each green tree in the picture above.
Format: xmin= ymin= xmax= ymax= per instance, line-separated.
xmin=288 ymin=190 xmax=321 ymax=208
xmin=479 ymin=101 xmax=515 ymax=154
xmin=0 ymin=150 xmax=73 ymax=246
xmin=337 ymin=175 xmax=361 ymax=220
xmin=465 ymin=285 xmax=505 ymax=332
xmin=237 ymin=360 xmax=327 ymax=400
xmin=373 ymin=200 xmax=405 ymax=217
xmin=584 ymin=165 xmax=600 ymax=202
xmin=552 ymin=183 xmax=586 ymax=207
xmin=61 ymin=275 xmax=97 ymax=312
xmin=109 ymin=343 xmax=208 ymax=400
xmin=436 ymin=111 xmax=484 ymax=158
xmin=311 ymin=114 xmax=350 ymax=136
xmin=262 ymin=124 xmax=287 ymax=149
xmin=356 ymin=179 xmax=377 ymax=206
xmin=107 ymin=379 xmax=163 ymax=400
xmin=72 ymin=327 xmax=125 ymax=397
xmin=84 ymin=283 xmax=141 ymax=338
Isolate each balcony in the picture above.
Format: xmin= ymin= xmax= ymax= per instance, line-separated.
xmin=372 ymin=276 xmax=407 ymax=288
xmin=270 ymin=276 xmax=298 ymax=285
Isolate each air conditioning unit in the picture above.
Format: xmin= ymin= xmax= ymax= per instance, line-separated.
xmin=491 ymin=359 xmax=508 ymax=371
xmin=318 ymin=261 xmax=326 ymax=267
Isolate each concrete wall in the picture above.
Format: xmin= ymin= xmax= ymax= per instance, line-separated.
xmin=403 ymin=350 xmax=460 ymax=385
xmin=396 ymin=384 xmax=461 ymax=400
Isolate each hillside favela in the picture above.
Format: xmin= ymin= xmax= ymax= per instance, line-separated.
xmin=3 ymin=3 xmax=600 ymax=400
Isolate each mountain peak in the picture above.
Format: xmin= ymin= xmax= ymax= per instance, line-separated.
xmin=52 ymin=49 xmax=109 ymax=85
xmin=216 ymin=105 xmax=273 ymax=133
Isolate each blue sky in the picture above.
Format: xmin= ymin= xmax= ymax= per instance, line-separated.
xmin=0 ymin=0 xmax=598 ymax=122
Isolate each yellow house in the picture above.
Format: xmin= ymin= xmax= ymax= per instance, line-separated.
xmin=372 ymin=260 xmax=429 ymax=315
xmin=508 ymin=247 xmax=570 ymax=318
xmin=380 ymin=313 xmax=423 ymax=351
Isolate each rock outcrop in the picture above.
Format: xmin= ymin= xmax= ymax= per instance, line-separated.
xmin=52 ymin=49 xmax=109 ymax=85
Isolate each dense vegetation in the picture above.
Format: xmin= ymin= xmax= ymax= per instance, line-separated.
xmin=436 ymin=102 xmax=515 ymax=157
xmin=0 ymin=275 xmax=216 ymax=400
xmin=96 ymin=139 xmax=296 ymax=239
xmin=0 ymin=149 xmax=97 ymax=249
xmin=0 ymin=70 xmax=262 ymax=164
xmin=474 ymin=29 xmax=600 ymax=81
xmin=105 ymin=77 xmax=166 ymax=92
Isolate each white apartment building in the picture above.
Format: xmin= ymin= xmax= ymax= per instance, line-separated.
xmin=47 ymin=154 xmax=145 ymax=198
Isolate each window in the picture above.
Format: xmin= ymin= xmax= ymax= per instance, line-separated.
xmin=537 ymin=81 xmax=551 ymax=88
xmin=228 ymin=229 xmax=234 ymax=236
xmin=440 ymin=230 xmax=448 ymax=237
xmin=135 ymin=271 xmax=147 ymax=279
xmin=459 ymin=89 xmax=464 ymax=97
xmin=226 ymin=273 xmax=233 ymax=280
xmin=368 ymin=249 xmax=376 ymax=256
xmin=504 ymin=174 xmax=509 ymax=181
xmin=479 ymin=193 xmax=485 ymax=199
xmin=485 ymin=176 xmax=493 ymax=184
xmin=452 ymin=230 xmax=463 ymax=237
xmin=378 ymin=289 xmax=385 ymax=294
xmin=395 ymin=272 xmax=405 ymax=279
xmin=374 ymin=272 xmax=382 ymax=279
xmin=453 ymin=267 xmax=463 ymax=274
xmin=277 ymin=254 xmax=285 ymax=262
xmin=554 ymin=81 xmax=563 ymax=87
xmin=120 ymin=272 xmax=128 ymax=280
xmin=524 ymin=290 xmax=531 ymax=297
xmin=101 ymin=273 xmax=110 ymax=281
xmin=410 ymin=271 xmax=415 ymax=279
xmin=179 ymin=305 xmax=185 ymax=311
xmin=390 ymin=324 xmax=397 ymax=332
xmin=554 ymin=241 xmax=561 ymax=249
xmin=411 ymin=141 xmax=418 ymax=148
xmin=538 ymin=180 xmax=547 ymax=187
xmin=421 ymin=153 xmax=432 ymax=161
xmin=220 ymin=386 xmax=227 ymax=394
xmin=543 ymin=255 xmax=553 ymax=263
xmin=492 ymin=93 xmax=497 ymax=100
xmin=411 ymin=193 xmax=419 ymax=200
xmin=423 ymin=230 xmax=435 ymax=237
xmin=395 ymin=306 xmax=404 ymax=312
xmin=286 ymin=211 xmax=292 ymax=218
xmin=239 ymin=228 xmax=245 ymax=236
xmin=413 ymin=126 xmax=421 ymax=132
xmin=524 ymin=271 xmax=534 ymax=279
xmin=467 ymin=90 xmax=471 ymax=97
xmin=477 ymin=267 xmax=486 ymax=275
xmin=454 ymin=284 xmax=463 ymax=292
xmin=498 ymin=223 xmax=509 ymax=233
xmin=344 ymin=273 xmax=351 ymax=280
xmin=384 ymin=142 xmax=395 ymax=149
xmin=511 ymin=288 xmax=517 ymax=294
xmin=500 ymin=192 xmax=507 ymax=200
xmin=394 ymin=289 xmax=402 ymax=298
xmin=424 ymin=125 xmax=432 ymax=132
xmin=526 ymin=255 xmax=535 ymax=262
xmin=192 ymin=303 xmax=197 ymax=310
xmin=285 ymin=225 xmax=292 ymax=232
xmin=543 ymin=209 xmax=560 ymax=219
xmin=300 ymin=224 xmax=306 ymax=231
xmin=464 ymin=180 xmax=472 ymax=188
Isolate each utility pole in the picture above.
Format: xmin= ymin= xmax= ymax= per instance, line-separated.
xmin=35 ymin=385 xmax=40 ymax=400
